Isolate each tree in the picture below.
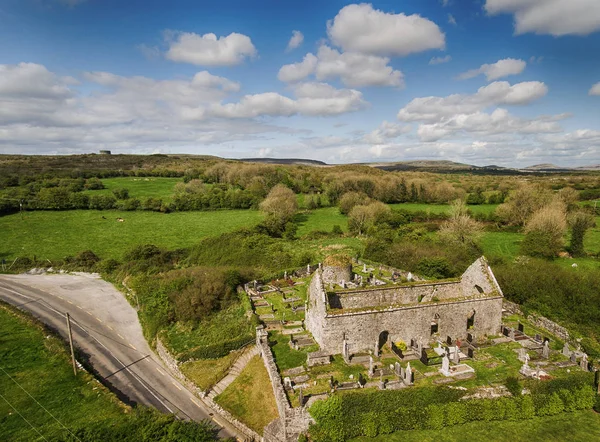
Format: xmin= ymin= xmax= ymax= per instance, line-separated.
xmin=348 ymin=201 xmax=390 ymax=235
xmin=338 ymin=191 xmax=371 ymax=215
xmin=521 ymin=202 xmax=567 ymax=258
xmin=259 ymin=184 xmax=298 ymax=235
xmin=439 ymin=200 xmax=483 ymax=246
xmin=569 ymin=211 xmax=596 ymax=256
xmin=496 ymin=184 xmax=553 ymax=226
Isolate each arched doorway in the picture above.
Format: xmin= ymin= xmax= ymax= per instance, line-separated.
xmin=378 ymin=330 xmax=390 ymax=352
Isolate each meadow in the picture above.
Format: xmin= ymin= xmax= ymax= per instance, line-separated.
xmin=82 ymin=177 xmax=182 ymax=201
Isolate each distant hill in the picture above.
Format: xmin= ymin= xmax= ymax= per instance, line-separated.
xmin=240 ymin=158 xmax=328 ymax=166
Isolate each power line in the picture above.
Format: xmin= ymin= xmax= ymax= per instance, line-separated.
xmin=0 ymin=392 xmax=48 ymax=441
xmin=0 ymin=366 xmax=82 ymax=442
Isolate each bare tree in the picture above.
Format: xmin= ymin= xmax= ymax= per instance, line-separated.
xmin=439 ymin=199 xmax=483 ymax=246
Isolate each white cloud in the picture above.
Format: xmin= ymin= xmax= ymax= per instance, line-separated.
xmin=485 ymin=0 xmax=600 ymax=36
xmin=327 ymin=3 xmax=445 ymax=56
xmin=277 ymin=53 xmax=317 ymax=83
xmin=429 ymin=55 xmax=452 ymax=65
xmin=314 ymin=46 xmax=403 ymax=88
xmin=165 ymin=31 xmax=257 ymax=66
xmin=0 ymin=63 xmax=73 ymax=99
xmin=278 ymin=46 xmax=403 ymax=88
xmin=362 ymin=121 xmax=411 ymax=144
xmin=398 ymin=81 xmax=548 ymax=122
xmin=286 ymin=30 xmax=304 ymax=51
xmin=589 ymin=82 xmax=600 ymax=96
xmin=448 ymin=14 xmax=457 ymax=26
xmin=458 ymin=58 xmax=526 ymax=81
xmin=137 ymin=44 xmax=161 ymax=60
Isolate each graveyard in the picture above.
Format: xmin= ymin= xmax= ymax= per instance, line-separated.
xmin=245 ymin=259 xmax=595 ymax=415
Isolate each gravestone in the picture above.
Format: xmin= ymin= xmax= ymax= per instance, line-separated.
xmin=379 ymin=370 xmax=385 ymax=390
xmin=535 ymin=334 xmax=542 ymax=343
xmin=542 ymin=340 xmax=550 ymax=359
xmin=342 ymin=335 xmax=350 ymax=363
xmin=395 ymin=362 xmax=401 ymax=377
xmin=298 ymin=387 xmax=304 ymax=407
xmin=518 ymin=322 xmax=524 ymax=333
xmin=453 ymin=346 xmax=460 ymax=364
xmin=405 ymin=362 xmax=413 ymax=385
xmin=407 ymin=272 xmax=413 ymax=281
xmin=446 ymin=336 xmax=453 ymax=345
xmin=441 ymin=355 xmax=450 ymax=376
xmin=400 ymin=366 xmax=405 ymax=380
xmin=562 ymin=342 xmax=570 ymax=357
xmin=468 ymin=347 xmax=474 ymax=358
xmin=363 ymin=263 xmax=367 ymax=273
xmin=283 ymin=377 xmax=293 ymax=389
xmin=570 ymin=352 xmax=577 ymax=363
xmin=467 ymin=333 xmax=474 ymax=343
xmin=580 ymin=353 xmax=588 ymax=371
xmin=518 ymin=348 xmax=527 ymax=363
xmin=509 ymin=328 xmax=516 ymax=340
xmin=368 ymin=356 xmax=374 ymax=377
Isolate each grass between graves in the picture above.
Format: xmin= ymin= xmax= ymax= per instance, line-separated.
xmin=269 ymin=332 xmax=310 ymax=371
xmin=214 ymin=354 xmax=279 ymax=434
xmin=81 ymin=177 xmax=182 ymax=201
xmin=180 ymin=350 xmax=243 ymax=392
xmin=0 ymin=209 xmax=264 ymax=261
xmin=349 ymin=409 xmax=600 ymax=442
xmin=0 ymin=303 xmax=128 ymax=441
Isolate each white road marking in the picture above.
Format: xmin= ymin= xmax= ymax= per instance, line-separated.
xmin=129 ymin=343 xmax=137 ymax=350
xmin=86 ymin=311 xmax=93 ymax=316
xmin=172 ymin=382 xmax=182 ymax=391
xmin=76 ymin=305 xmax=83 ymax=310
xmin=156 ymin=367 xmax=166 ymax=376
xmin=107 ymin=325 xmax=114 ymax=331
xmin=190 ymin=398 xmax=202 ymax=407
xmin=118 ymin=333 xmax=124 ymax=340
xmin=67 ymin=300 xmax=73 ymax=305
xmin=95 ymin=317 xmax=103 ymax=323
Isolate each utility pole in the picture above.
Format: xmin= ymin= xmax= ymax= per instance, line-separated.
xmin=65 ymin=313 xmax=77 ymax=376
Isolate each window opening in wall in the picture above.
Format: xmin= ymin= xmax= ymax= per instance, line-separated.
xmin=475 ymin=285 xmax=484 ymax=294
xmin=467 ymin=310 xmax=475 ymax=330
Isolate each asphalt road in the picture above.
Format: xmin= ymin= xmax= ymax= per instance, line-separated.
xmin=0 ymin=273 xmax=238 ymax=440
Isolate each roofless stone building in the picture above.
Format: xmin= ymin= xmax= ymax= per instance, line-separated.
xmin=305 ymin=257 xmax=503 ymax=356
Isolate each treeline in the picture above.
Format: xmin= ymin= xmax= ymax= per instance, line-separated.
xmin=309 ymin=374 xmax=597 ymax=441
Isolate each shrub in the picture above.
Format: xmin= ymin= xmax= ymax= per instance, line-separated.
xmin=417 ymin=257 xmax=452 ymax=279
xmin=332 ymin=224 xmax=343 ymax=235
xmin=505 ymin=376 xmax=522 ymax=396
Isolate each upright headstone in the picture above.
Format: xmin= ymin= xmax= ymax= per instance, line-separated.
xmin=468 ymin=347 xmax=474 ymax=358
xmin=284 ymin=271 xmax=287 ymax=279
xmin=570 ymin=352 xmax=577 ymax=363
xmin=535 ymin=334 xmax=542 ymax=343
xmin=363 ymin=263 xmax=367 ymax=273
xmin=562 ymin=342 xmax=571 ymax=357
xmin=453 ymin=346 xmax=460 ymax=364
xmin=509 ymin=328 xmax=516 ymax=340
xmin=417 ymin=340 xmax=423 ymax=356
xmin=518 ymin=322 xmax=524 ymax=333
xmin=542 ymin=340 xmax=550 ymax=359
xmin=407 ymin=272 xmax=413 ymax=281
xmin=580 ymin=353 xmax=588 ymax=371
xmin=400 ymin=366 xmax=405 ymax=380
xmin=405 ymin=362 xmax=413 ymax=385
xmin=298 ymin=387 xmax=304 ymax=407
xmin=441 ymin=355 xmax=450 ymax=376
xmin=379 ymin=370 xmax=385 ymax=390
xmin=368 ymin=356 xmax=374 ymax=377
xmin=318 ymin=262 xmax=322 ymax=270
xmin=395 ymin=362 xmax=401 ymax=377
xmin=342 ymin=337 xmax=350 ymax=363
xmin=446 ymin=336 xmax=453 ymax=345
xmin=518 ymin=348 xmax=527 ymax=363
xmin=307 ymin=264 xmax=310 ymax=274
xmin=467 ymin=333 xmax=474 ymax=343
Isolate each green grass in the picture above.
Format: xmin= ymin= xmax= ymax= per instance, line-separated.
xmin=162 ymin=301 xmax=254 ymax=355
xmin=389 ymin=203 xmax=498 ymax=216
xmin=296 ymin=207 xmax=349 ymax=237
xmin=214 ymin=355 xmax=279 ymax=434
xmin=0 ymin=209 xmax=264 ymax=261
xmin=480 ymin=231 xmax=524 ymax=260
xmin=0 ymin=304 xmax=129 ymax=441
xmin=269 ymin=332 xmax=310 ymax=371
xmin=82 ymin=177 xmax=182 ymax=201
xmin=180 ymin=350 xmax=243 ymax=392
xmin=350 ymin=410 xmax=600 ymax=442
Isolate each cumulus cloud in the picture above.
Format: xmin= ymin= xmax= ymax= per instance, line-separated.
xmin=429 ymin=55 xmax=452 ymax=65
xmin=398 ymin=81 xmax=548 ymax=122
xmin=458 ymin=58 xmax=527 ymax=81
xmin=589 ymin=82 xmax=600 ymax=96
xmin=277 ymin=53 xmax=318 ymax=83
xmin=286 ymin=30 xmax=304 ymax=51
xmin=278 ymin=45 xmax=404 ymax=88
xmin=362 ymin=121 xmax=411 ymax=144
xmin=165 ymin=31 xmax=257 ymax=66
xmin=485 ymin=0 xmax=600 ymax=36
xmin=327 ymin=3 xmax=445 ymax=56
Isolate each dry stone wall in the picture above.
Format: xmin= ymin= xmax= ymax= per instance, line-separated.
xmin=503 ymin=300 xmax=570 ymax=342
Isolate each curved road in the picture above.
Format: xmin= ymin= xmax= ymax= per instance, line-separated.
xmin=0 ymin=273 xmax=238 ymax=440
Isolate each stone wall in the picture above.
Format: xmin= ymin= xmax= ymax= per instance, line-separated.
xmin=155 ymin=338 xmax=262 ymax=442
xmin=503 ymin=300 xmax=570 ymax=342
xmin=306 ymin=258 xmax=504 ymax=355
xmin=322 ymin=264 xmax=352 ymax=285
xmin=256 ymin=328 xmax=292 ymax=418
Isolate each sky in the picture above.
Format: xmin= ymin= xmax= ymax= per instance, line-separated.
xmin=0 ymin=0 xmax=599 ymax=167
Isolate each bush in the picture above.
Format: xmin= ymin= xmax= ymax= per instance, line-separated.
xmin=332 ymin=224 xmax=343 ymax=235
xmin=505 ymin=376 xmax=522 ymax=396
xmin=417 ymin=257 xmax=452 ymax=279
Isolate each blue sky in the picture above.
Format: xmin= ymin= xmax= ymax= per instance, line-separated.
xmin=0 ymin=0 xmax=599 ymax=166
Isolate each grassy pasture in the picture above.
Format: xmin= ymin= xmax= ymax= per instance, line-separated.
xmin=389 ymin=203 xmax=498 ymax=215
xmin=351 ymin=410 xmax=600 ymax=442
xmin=0 ymin=209 xmax=264 ymax=261
xmin=82 ymin=177 xmax=182 ymax=201
xmin=296 ymin=207 xmax=348 ymax=237
xmin=0 ymin=304 xmax=128 ymax=441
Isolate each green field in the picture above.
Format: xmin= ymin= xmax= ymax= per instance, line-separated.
xmin=389 ymin=203 xmax=498 ymax=215
xmin=296 ymin=207 xmax=349 ymax=237
xmin=0 ymin=209 xmax=264 ymax=261
xmin=83 ymin=177 xmax=182 ymax=201
xmin=0 ymin=304 xmax=128 ymax=441
xmin=351 ymin=410 xmax=600 ymax=442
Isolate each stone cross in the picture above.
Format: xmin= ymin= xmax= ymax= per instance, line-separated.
xmin=580 ymin=353 xmax=588 ymax=371
xmin=542 ymin=340 xmax=550 ymax=359
xmin=562 ymin=342 xmax=570 ymax=357
xmin=342 ymin=338 xmax=350 ymax=363
xmin=441 ymin=355 xmax=450 ymax=375
xmin=368 ymin=356 xmax=374 ymax=377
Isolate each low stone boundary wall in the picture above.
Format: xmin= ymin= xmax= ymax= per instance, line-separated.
xmin=503 ymin=300 xmax=570 ymax=342
xmin=155 ymin=338 xmax=262 ymax=441
xmin=256 ymin=328 xmax=292 ymax=418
